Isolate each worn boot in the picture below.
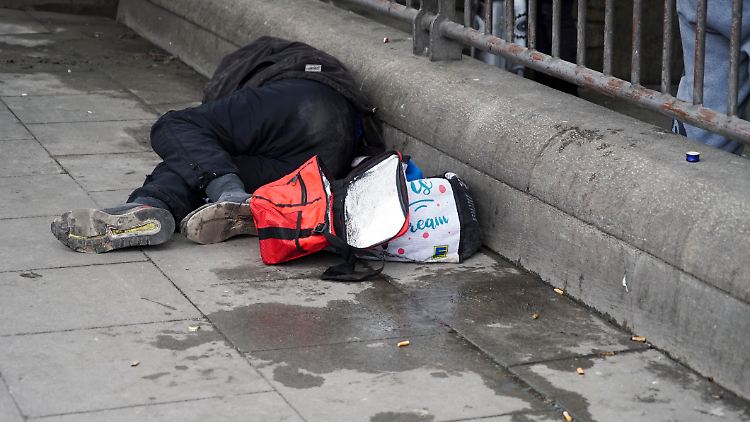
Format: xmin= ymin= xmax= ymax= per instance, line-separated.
xmin=51 ymin=202 xmax=175 ymax=253
xmin=180 ymin=173 xmax=256 ymax=245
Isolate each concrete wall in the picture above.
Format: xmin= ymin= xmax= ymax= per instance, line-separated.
xmin=117 ymin=0 xmax=750 ymax=399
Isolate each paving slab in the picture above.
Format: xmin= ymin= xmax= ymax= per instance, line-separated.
xmin=0 ymin=34 xmax=90 ymax=73
xmin=3 ymin=92 xmax=157 ymax=124
xmin=0 ymin=174 xmax=95 ymax=218
xmin=0 ymin=216 xmax=147 ymax=273
xmin=462 ymin=413 xmax=561 ymax=422
xmin=383 ymin=251 xmax=539 ymax=297
xmin=0 ymin=12 xmax=49 ymax=35
xmin=25 ymin=10 xmax=115 ymax=25
xmin=415 ymin=284 xmax=644 ymax=366
xmin=0 ymin=262 xmax=200 ymax=336
xmin=0 ymin=101 xmax=32 ymax=140
xmin=151 ymin=101 xmax=202 ymax=115
xmin=510 ymin=349 xmax=750 ymax=422
xmin=28 ymin=119 xmax=153 ymax=155
xmin=208 ymin=279 xmax=442 ymax=352
xmin=249 ymin=334 xmax=555 ymax=422
xmin=145 ymin=236 xmax=343 ymax=290
xmin=89 ymin=189 xmax=136 ymax=208
xmin=0 ymin=139 xmax=62 ymax=176
xmin=101 ymin=65 xmax=205 ymax=105
xmin=35 ymin=392 xmax=303 ymax=422
xmin=0 ymin=379 xmax=23 ymax=422
xmin=0 ymin=71 xmax=122 ymax=96
xmin=0 ymin=321 xmax=271 ymax=418
xmin=56 ymin=151 xmax=160 ymax=191
xmin=146 ymin=237 xmax=442 ymax=350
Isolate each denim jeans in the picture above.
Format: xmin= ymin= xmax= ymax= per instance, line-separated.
xmin=675 ymin=0 xmax=750 ymax=155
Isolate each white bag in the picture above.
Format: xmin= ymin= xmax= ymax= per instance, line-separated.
xmin=375 ymin=173 xmax=481 ymax=263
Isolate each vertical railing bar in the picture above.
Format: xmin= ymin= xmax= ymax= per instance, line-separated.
xmin=576 ymin=0 xmax=587 ymax=66
xmin=661 ymin=0 xmax=674 ymax=94
xmin=603 ymin=0 xmax=614 ymax=74
xmin=505 ymin=0 xmax=514 ymax=43
xmin=728 ymin=0 xmax=743 ymax=116
xmin=484 ymin=0 xmax=492 ymax=35
xmin=464 ymin=0 xmax=475 ymax=57
xmin=552 ymin=0 xmax=561 ymax=57
xmin=464 ymin=0 xmax=472 ymax=26
xmin=693 ymin=0 xmax=707 ymax=105
xmin=631 ymin=0 xmax=642 ymax=85
xmin=503 ymin=0 xmax=516 ymax=42
xmin=528 ymin=0 xmax=537 ymax=50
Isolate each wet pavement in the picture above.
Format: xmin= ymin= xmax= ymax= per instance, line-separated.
xmin=0 ymin=8 xmax=748 ymax=422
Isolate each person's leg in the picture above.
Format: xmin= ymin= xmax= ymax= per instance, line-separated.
xmin=51 ymin=162 xmax=205 ymax=253
xmin=674 ymin=0 xmax=750 ymax=155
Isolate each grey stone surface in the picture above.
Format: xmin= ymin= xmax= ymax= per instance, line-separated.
xmin=36 ymin=392 xmax=303 ymax=422
xmin=148 ymin=238 xmax=441 ymax=351
xmin=416 ymin=282 xmax=645 ymax=366
xmin=0 ymin=262 xmax=200 ymax=336
xmin=56 ymin=151 xmax=160 ymax=191
xmin=150 ymin=101 xmax=201 ymax=115
xmin=0 ymin=71 xmax=121 ymax=96
xmin=391 ymin=129 xmax=750 ymax=399
xmin=0 ymin=101 xmax=31 ymax=140
xmin=28 ymin=119 xmax=153 ymax=155
xmin=462 ymin=413 xmax=561 ymax=422
xmin=511 ymin=349 xmax=750 ymax=422
xmin=3 ymin=92 xmax=157 ymax=123
xmin=0 ymin=321 xmax=271 ymax=418
xmin=0 ymin=12 xmax=49 ymax=35
xmin=383 ymin=251 xmax=536 ymax=296
xmin=0 ymin=216 xmax=147 ymax=272
xmin=0 ymin=379 xmax=23 ymax=422
xmin=116 ymin=0 xmax=238 ymax=77
xmin=249 ymin=334 xmax=555 ymax=422
xmin=0 ymin=138 xmax=61 ymax=176
xmin=0 ymin=8 xmax=746 ymax=420
xmin=100 ymin=65 xmax=205 ymax=105
xmin=0 ymin=174 xmax=95 ymax=218
xmin=89 ymin=189 xmax=134 ymax=208
xmin=119 ymin=0 xmax=750 ymax=398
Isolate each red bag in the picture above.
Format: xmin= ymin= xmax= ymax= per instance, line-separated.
xmin=250 ymin=151 xmax=409 ymax=280
xmin=250 ymin=155 xmax=332 ymax=264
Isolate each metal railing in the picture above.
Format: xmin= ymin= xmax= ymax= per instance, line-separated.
xmin=333 ymin=0 xmax=750 ymax=146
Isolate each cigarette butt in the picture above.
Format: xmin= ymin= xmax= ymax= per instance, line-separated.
xmin=563 ymin=410 xmax=574 ymax=421
xmin=576 ymin=367 xmax=584 ymax=375
xmin=553 ymin=288 xmax=564 ymax=295
xmin=130 ymin=360 xmax=140 ymax=367
xmin=599 ymin=351 xmax=615 ymax=357
xmin=631 ymin=335 xmax=647 ymax=343
xmin=188 ymin=325 xmax=200 ymax=332
xmin=397 ymin=340 xmax=410 ymax=348
xmin=531 ymin=312 xmax=540 ymax=320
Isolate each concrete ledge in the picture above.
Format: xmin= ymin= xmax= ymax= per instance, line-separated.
xmin=117 ymin=0 xmax=750 ymax=398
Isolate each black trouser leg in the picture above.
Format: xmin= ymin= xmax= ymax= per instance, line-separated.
xmin=128 ymin=162 xmax=205 ymax=223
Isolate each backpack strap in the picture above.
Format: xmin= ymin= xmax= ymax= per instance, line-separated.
xmin=320 ymin=232 xmax=384 ymax=282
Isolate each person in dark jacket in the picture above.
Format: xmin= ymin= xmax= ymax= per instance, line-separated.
xmin=51 ymin=37 xmax=384 ymax=253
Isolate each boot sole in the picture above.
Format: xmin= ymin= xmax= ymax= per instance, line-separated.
xmin=51 ymin=207 xmax=174 ymax=253
xmin=180 ymin=201 xmax=256 ymax=245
